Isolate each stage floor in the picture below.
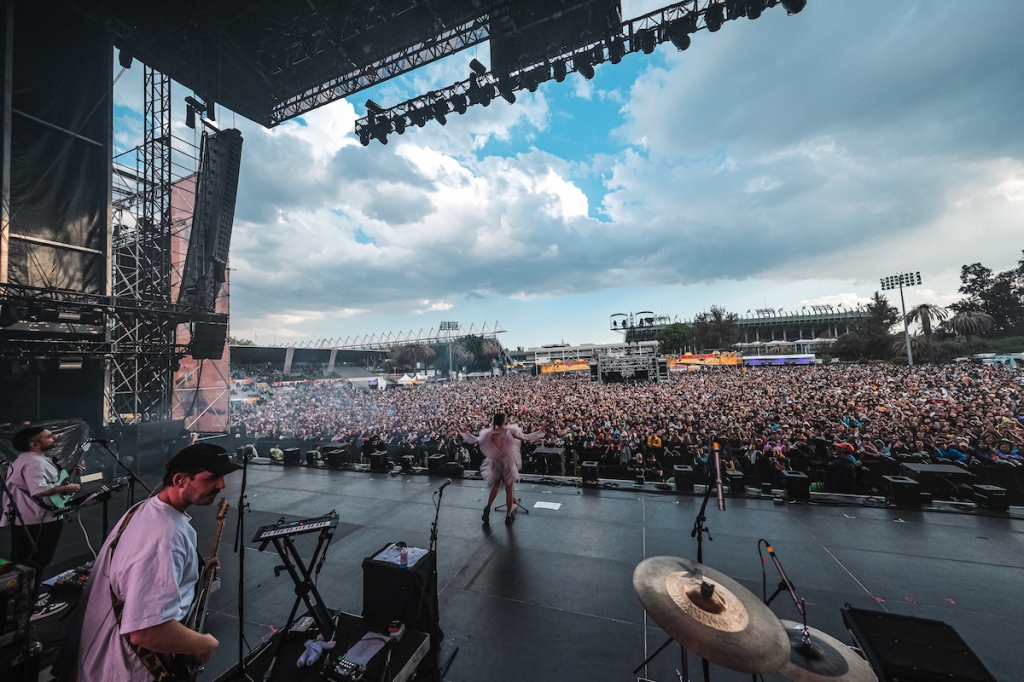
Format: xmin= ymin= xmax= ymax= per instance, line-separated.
xmin=15 ymin=465 xmax=1024 ymax=681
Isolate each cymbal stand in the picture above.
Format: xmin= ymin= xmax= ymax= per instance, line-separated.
xmin=633 ymin=441 xmax=722 ymax=682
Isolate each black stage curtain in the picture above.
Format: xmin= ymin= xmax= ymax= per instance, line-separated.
xmin=6 ymin=0 xmax=110 ymax=293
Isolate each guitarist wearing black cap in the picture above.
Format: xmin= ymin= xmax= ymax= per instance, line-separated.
xmin=77 ymin=442 xmax=241 ymax=682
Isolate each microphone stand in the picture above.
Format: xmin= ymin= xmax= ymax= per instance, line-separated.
xmin=90 ymin=440 xmax=152 ymax=508
xmin=758 ymin=540 xmax=809 ymax=644
xmin=427 ymin=480 xmax=458 ymax=681
xmin=231 ymin=448 xmax=256 ymax=682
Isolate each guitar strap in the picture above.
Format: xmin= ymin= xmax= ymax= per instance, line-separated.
xmin=107 ymin=501 xmax=179 ymax=682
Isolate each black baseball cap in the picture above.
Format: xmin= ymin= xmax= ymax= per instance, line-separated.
xmin=166 ymin=443 xmax=241 ymax=476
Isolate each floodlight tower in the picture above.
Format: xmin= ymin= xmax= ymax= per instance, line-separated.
xmin=440 ymin=320 xmax=459 ymax=376
xmin=880 ymin=271 xmax=922 ymax=366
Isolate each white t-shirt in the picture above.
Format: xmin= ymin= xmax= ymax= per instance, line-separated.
xmin=78 ymin=497 xmax=199 ymax=682
xmin=0 ymin=452 xmax=59 ymax=526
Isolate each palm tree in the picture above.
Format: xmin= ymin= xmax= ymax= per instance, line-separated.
xmin=949 ymin=310 xmax=994 ymax=342
xmin=451 ymin=340 xmax=474 ymax=368
xmin=481 ymin=338 xmax=502 ymax=358
xmin=905 ymin=304 xmax=947 ymax=338
xmin=390 ymin=343 xmax=435 ymax=370
xmin=891 ymin=333 xmax=932 ymax=361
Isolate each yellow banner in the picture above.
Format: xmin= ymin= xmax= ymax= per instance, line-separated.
xmin=539 ymin=359 xmax=591 ymax=374
xmin=668 ymin=352 xmax=742 ymax=367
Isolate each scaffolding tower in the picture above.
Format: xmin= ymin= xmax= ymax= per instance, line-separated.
xmin=107 ymin=67 xmax=183 ymax=423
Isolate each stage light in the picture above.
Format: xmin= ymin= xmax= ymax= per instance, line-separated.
xmin=118 ymin=49 xmax=133 ymax=69
xmin=640 ymin=30 xmax=657 ymax=55
xmin=469 ymin=58 xmax=487 ymax=76
xmin=366 ymin=99 xmax=386 ymax=115
xmin=726 ymin=0 xmax=746 ymax=20
xmin=393 ymin=115 xmax=406 ymax=134
xmin=667 ymin=21 xmax=692 ymax=51
xmin=480 ymin=83 xmax=493 ymax=107
xmin=576 ymin=56 xmax=595 ymax=81
xmin=523 ymin=68 xmax=544 ymax=92
xmin=781 ymin=0 xmax=807 ymax=14
xmin=185 ymin=105 xmax=196 ymax=129
xmin=553 ymin=61 xmax=567 ymax=83
xmin=359 ymin=129 xmax=371 ymax=146
xmin=410 ymin=106 xmax=429 ymax=127
xmin=451 ymin=93 xmax=468 ymax=114
xmin=432 ymin=99 xmax=450 ymax=125
xmin=706 ymin=3 xmax=725 ymax=31
xmin=497 ymin=76 xmax=516 ymax=104
xmin=747 ymin=0 xmax=766 ymax=20
xmin=608 ymin=37 xmax=625 ymax=64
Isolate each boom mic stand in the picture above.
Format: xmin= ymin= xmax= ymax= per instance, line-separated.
xmin=89 ymin=439 xmax=152 ymax=508
xmin=426 ymin=478 xmax=458 ymax=681
xmin=634 ymin=439 xmax=725 ymax=682
xmin=756 ymin=539 xmax=810 ymax=682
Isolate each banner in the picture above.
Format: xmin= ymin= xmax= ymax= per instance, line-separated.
xmin=667 ymin=352 xmax=742 ymax=368
xmin=539 ymin=359 xmax=591 ymax=374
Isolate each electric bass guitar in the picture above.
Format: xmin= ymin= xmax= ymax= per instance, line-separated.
xmin=164 ymin=498 xmax=230 ymax=682
xmin=38 ymin=444 xmax=89 ymax=511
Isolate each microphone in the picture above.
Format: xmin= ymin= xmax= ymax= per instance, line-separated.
xmin=435 ymin=478 xmax=452 ymax=493
xmin=713 ymin=442 xmax=725 ymax=512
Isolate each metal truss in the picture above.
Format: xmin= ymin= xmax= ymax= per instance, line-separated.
xmin=292 ymin=321 xmax=506 ymax=351
xmin=597 ymin=352 xmax=660 ymax=381
xmin=269 ymin=12 xmax=500 ymax=126
xmin=354 ymin=0 xmax=792 ymax=141
xmin=106 ymin=67 xmax=180 ymax=424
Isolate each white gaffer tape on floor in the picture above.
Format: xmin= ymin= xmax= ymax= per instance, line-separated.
xmin=533 ymin=501 xmax=562 ymax=510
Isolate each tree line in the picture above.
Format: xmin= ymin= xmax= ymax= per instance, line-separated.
xmin=656 ymin=250 xmax=1024 ymax=363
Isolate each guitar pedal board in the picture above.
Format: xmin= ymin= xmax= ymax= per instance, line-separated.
xmin=0 ymin=562 xmax=33 ymax=649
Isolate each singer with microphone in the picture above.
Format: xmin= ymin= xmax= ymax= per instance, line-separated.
xmin=461 ymin=413 xmax=545 ymax=525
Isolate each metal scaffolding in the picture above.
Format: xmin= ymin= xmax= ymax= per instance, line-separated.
xmin=107 ymin=67 xmax=182 ymax=424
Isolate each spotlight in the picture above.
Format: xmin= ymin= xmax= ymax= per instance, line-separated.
xmin=576 ymin=58 xmax=595 ymax=81
xmin=781 ymin=0 xmax=807 ymax=13
xmin=410 ymin=107 xmax=429 ymax=127
xmin=523 ymin=67 xmax=544 ymax=92
xmin=706 ymin=3 xmax=725 ymax=31
xmin=432 ymin=99 xmax=449 ymax=125
xmin=393 ymin=114 xmax=406 ymax=134
xmin=480 ymin=83 xmax=493 ymax=107
xmin=747 ymin=0 xmax=766 ymax=20
xmin=366 ymin=99 xmax=386 ymax=115
xmin=359 ymin=129 xmax=371 ymax=146
xmin=497 ymin=76 xmax=516 ymax=104
xmin=118 ymin=48 xmax=133 ymax=69
xmin=451 ymin=93 xmax=468 ymax=114
xmin=639 ymin=30 xmax=657 ymax=55
xmin=553 ymin=61 xmax=567 ymax=83
xmin=608 ymin=37 xmax=625 ymax=64
xmin=726 ymin=0 xmax=747 ymax=20
xmin=469 ymin=58 xmax=487 ymax=76
xmin=667 ymin=21 xmax=692 ymax=51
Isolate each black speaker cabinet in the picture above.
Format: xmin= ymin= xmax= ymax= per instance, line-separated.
xmin=427 ymin=453 xmax=446 ymax=472
xmin=726 ymin=469 xmax=746 ymax=494
xmin=673 ymin=465 xmax=694 ymax=492
xmin=282 ymin=447 xmax=300 ymax=466
xmin=972 ymin=484 xmax=1009 ymax=512
xmin=782 ymin=470 xmax=810 ymax=501
xmin=582 ymin=461 xmax=599 ymax=488
xmin=369 ymin=452 xmax=389 ymax=472
xmin=884 ymin=475 xmax=922 ymax=507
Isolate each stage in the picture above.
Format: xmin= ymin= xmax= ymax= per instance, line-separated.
xmin=12 ymin=465 xmax=1024 ymax=681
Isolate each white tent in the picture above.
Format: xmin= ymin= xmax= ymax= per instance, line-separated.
xmin=396 ymin=374 xmax=417 ymax=385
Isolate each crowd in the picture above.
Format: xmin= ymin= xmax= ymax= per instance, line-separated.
xmin=230 ymin=364 xmax=1024 ymax=488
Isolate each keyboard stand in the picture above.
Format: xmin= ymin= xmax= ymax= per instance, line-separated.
xmin=258 ymin=523 xmax=337 ymax=681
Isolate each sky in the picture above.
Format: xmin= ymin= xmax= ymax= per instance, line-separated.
xmin=113 ymin=0 xmax=1024 ymax=349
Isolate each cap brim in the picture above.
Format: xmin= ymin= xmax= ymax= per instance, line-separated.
xmin=207 ymin=460 xmax=243 ymax=476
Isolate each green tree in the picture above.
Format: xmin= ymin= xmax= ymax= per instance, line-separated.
xmin=229 ymin=336 xmax=256 ymax=346
xmin=691 ymin=306 xmax=739 ymax=350
xmin=390 ymin=343 xmax=435 ymax=371
xmin=948 ymin=310 xmax=994 ymax=342
xmin=831 ymin=332 xmax=861 ymax=361
xmin=949 ymin=252 xmax=1024 ymax=337
xmin=454 ymin=335 xmax=495 ymax=372
xmin=655 ymin=322 xmax=691 ymax=354
xmin=858 ymin=292 xmax=900 ymax=360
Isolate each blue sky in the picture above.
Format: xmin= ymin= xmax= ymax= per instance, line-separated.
xmin=113 ymin=0 xmax=1024 ymax=349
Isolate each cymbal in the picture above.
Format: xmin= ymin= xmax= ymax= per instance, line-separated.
xmin=777 ymin=620 xmax=877 ymax=682
xmin=633 ymin=556 xmax=789 ymax=674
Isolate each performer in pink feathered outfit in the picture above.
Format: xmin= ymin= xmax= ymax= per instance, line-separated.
xmin=461 ymin=413 xmax=545 ymax=525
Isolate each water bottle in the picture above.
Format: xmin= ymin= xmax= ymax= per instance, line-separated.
xmin=399 ymin=545 xmax=408 ymax=569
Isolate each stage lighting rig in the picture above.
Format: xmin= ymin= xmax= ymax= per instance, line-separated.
xmin=353 ymin=0 xmax=809 ymax=144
